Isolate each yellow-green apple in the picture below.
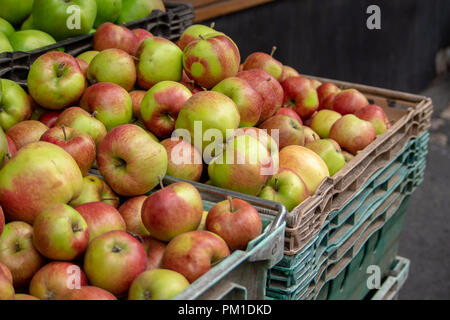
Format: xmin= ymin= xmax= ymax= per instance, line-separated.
xmin=97 ymin=124 xmax=168 ymax=196
xmin=118 ymin=196 xmax=149 ymax=236
xmin=212 ymin=77 xmax=263 ymax=127
xmin=0 ymin=32 xmax=12 ymax=53
xmin=0 ymin=206 xmax=4 ymax=236
xmin=93 ymin=22 xmax=139 ymax=56
xmin=87 ymin=48 xmax=136 ymax=91
xmin=276 ymin=107 xmax=303 ymax=124
xmin=0 ymin=221 xmax=45 ymax=288
xmin=329 ymin=114 xmax=376 ymax=155
xmin=310 ymin=109 xmax=342 ymax=138
xmin=0 ymin=271 xmax=14 ymax=300
xmin=0 ymin=142 xmax=83 ymax=224
xmin=32 ymin=204 xmax=89 ymax=260
xmin=161 ymin=138 xmax=203 ymax=182
xmin=69 ymin=175 xmax=119 ymax=208
xmin=76 ymin=50 xmax=99 ymax=64
xmin=55 ymin=107 xmax=107 ymax=146
xmin=0 ymin=0 xmax=33 ymax=26
xmin=279 ymin=65 xmax=300 ymax=82
xmin=117 ymin=0 xmax=165 ymax=24
xmin=208 ymin=135 xmax=273 ymax=196
xmin=8 ymin=30 xmax=56 ymax=52
xmin=80 ymin=82 xmax=133 ymax=131
xmin=306 ymin=139 xmax=346 ymax=176
xmin=331 ymin=88 xmax=368 ymax=115
xmin=130 ymin=90 xmax=147 ymax=121
xmin=141 ymin=181 xmax=203 ymax=241
xmin=0 ymin=17 xmax=14 ymax=36
xmin=279 ymin=145 xmax=329 ymax=194
xmin=183 ymin=33 xmax=241 ymax=89
xmin=128 ymin=269 xmax=189 ymax=300
xmin=140 ymin=81 xmax=192 ymax=138
xmin=0 ymin=79 xmax=32 ymax=130
xmin=63 ymin=285 xmax=117 ymax=300
xmin=206 ymin=197 xmax=262 ymax=251
xmin=175 ymin=91 xmax=240 ymax=152
xmin=162 ymin=230 xmax=230 ymax=283
xmin=40 ymin=126 xmax=96 ymax=176
xmin=0 ymin=128 xmax=6 ymax=166
xmin=354 ymin=104 xmax=391 ymax=135
xmin=317 ymin=82 xmax=340 ymax=110
xmin=6 ymin=120 xmax=48 ymax=150
xmin=310 ymin=79 xmax=322 ymax=90
xmin=259 ymin=114 xmax=304 ymax=149
xmin=142 ymin=235 xmax=166 ymax=270
xmin=342 ymin=150 xmax=355 ymax=163
xmin=237 ymin=69 xmax=283 ymax=123
xmin=84 ymin=230 xmax=147 ymax=296
xmin=15 ymin=294 xmax=39 ymax=300
xmin=75 ymin=201 xmax=126 ymax=242
xmin=281 ymin=76 xmax=319 ymax=120
xmin=27 ymin=51 xmax=86 ymax=110
xmin=38 ymin=111 xmax=61 ymax=128
xmin=243 ymin=47 xmax=283 ymax=80
xmin=259 ymin=168 xmax=309 ymax=211
xmin=133 ymin=28 xmax=153 ymax=45
xmin=76 ymin=58 xmax=89 ymax=77
xmin=94 ymin=0 xmax=122 ymax=28
xmin=136 ymin=37 xmax=183 ymax=89
xmin=303 ymin=126 xmax=320 ymax=145
xmin=32 ymin=0 xmax=97 ymax=40
xmin=29 ymin=262 xmax=88 ymax=300
xmin=177 ymin=24 xmax=217 ymax=51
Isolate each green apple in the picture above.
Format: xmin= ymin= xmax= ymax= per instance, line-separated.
xmin=76 ymin=50 xmax=99 ymax=64
xmin=20 ymin=15 xmax=34 ymax=30
xmin=69 ymin=175 xmax=119 ymax=208
xmin=0 ymin=0 xmax=34 ymax=26
xmin=310 ymin=109 xmax=342 ymax=139
xmin=94 ymin=0 xmax=122 ymax=28
xmin=128 ymin=269 xmax=189 ymax=300
xmin=306 ymin=139 xmax=346 ymax=176
xmin=0 ymin=79 xmax=32 ymax=130
xmin=117 ymin=0 xmax=165 ymax=24
xmin=259 ymin=168 xmax=309 ymax=211
xmin=0 ymin=128 xmax=5 ymax=168
xmin=0 ymin=32 xmax=12 ymax=53
xmin=0 ymin=18 xmax=14 ymax=37
xmin=32 ymin=0 xmax=97 ymax=41
xmin=8 ymin=30 xmax=56 ymax=52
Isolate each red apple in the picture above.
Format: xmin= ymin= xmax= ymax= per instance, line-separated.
xmin=317 ymin=82 xmax=340 ymax=110
xmin=259 ymin=114 xmax=305 ymax=149
xmin=332 ymin=88 xmax=369 ymax=115
xmin=93 ymin=22 xmax=139 ymax=56
xmin=69 ymin=175 xmax=119 ymax=208
xmin=0 ymin=262 xmax=12 ymax=284
xmin=281 ymin=76 xmax=319 ymax=120
xmin=6 ymin=120 xmax=48 ymax=150
xmin=4 ymin=136 xmax=17 ymax=162
xmin=129 ymin=90 xmax=147 ymax=120
xmin=303 ymin=126 xmax=320 ymax=145
xmin=118 ymin=196 xmax=149 ymax=236
xmin=354 ymin=104 xmax=391 ymax=135
xmin=0 ymin=206 xmax=4 ymax=236
xmin=276 ymin=107 xmax=303 ymax=124
xmin=142 ymin=236 xmax=166 ymax=271
xmin=161 ymin=138 xmax=203 ymax=182
xmin=132 ymin=28 xmax=153 ymax=45
xmin=76 ymin=58 xmax=89 ymax=77
xmin=0 ymin=271 xmax=14 ymax=300
xmin=279 ymin=65 xmax=300 ymax=82
xmin=63 ymin=286 xmax=118 ymax=300
xmin=242 ymin=47 xmax=283 ymax=80
xmin=39 ymin=111 xmax=61 ymax=128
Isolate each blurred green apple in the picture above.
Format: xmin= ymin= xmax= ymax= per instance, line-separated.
xmin=0 ymin=0 xmax=34 ymax=26
xmin=0 ymin=32 xmax=12 ymax=53
xmin=117 ymin=0 xmax=165 ymax=24
xmin=94 ymin=0 xmax=122 ymax=28
xmin=8 ymin=30 xmax=56 ymax=52
xmin=0 ymin=18 xmax=14 ymax=37
xmin=20 ymin=15 xmax=34 ymax=30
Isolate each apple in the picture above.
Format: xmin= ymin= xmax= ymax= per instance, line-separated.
xmin=133 ymin=28 xmax=153 ymax=45
xmin=0 ymin=128 xmax=6 ymax=166
xmin=206 ymin=197 xmax=262 ymax=251
xmin=332 ymin=88 xmax=369 ymax=115
xmin=141 ymin=181 xmax=203 ymax=242
xmin=69 ymin=175 xmax=119 ymax=208
xmin=32 ymin=0 xmax=97 ymax=40
xmin=162 ymin=230 xmax=230 ymax=283
xmin=0 ymin=262 xmax=11 ymax=285
xmin=212 ymin=76 xmax=263 ymax=127
xmin=76 ymin=58 xmax=89 ymax=77
xmin=161 ymin=138 xmax=203 ymax=182
xmin=40 ymin=126 xmax=96 ymax=176
xmin=354 ymin=104 xmax=391 ymax=135
xmin=75 ymin=201 xmax=126 ymax=242
xmin=87 ymin=48 xmax=137 ymax=91
xmin=128 ymin=269 xmax=189 ymax=300
xmin=20 ymin=14 xmax=34 ymax=30
xmin=0 ymin=32 xmax=12 ymax=53
xmin=118 ymin=196 xmax=149 ymax=236
xmin=310 ymin=109 xmax=342 ymax=139
xmin=237 ymin=69 xmax=283 ymax=123
xmin=27 ymin=51 xmax=86 ymax=110
xmin=0 ymin=206 xmax=4 ymax=236
xmin=117 ymin=0 xmax=165 ymax=24
xmin=8 ymin=30 xmax=56 ymax=52
xmin=142 ymin=236 xmax=166 ymax=270
xmin=93 ymin=22 xmax=139 ymax=56
xmin=140 ymin=81 xmax=192 ymax=138
xmin=259 ymin=168 xmax=309 ymax=211
xmin=29 ymin=262 xmax=88 ymax=300
xmin=275 ymin=107 xmax=303 ymax=124
xmin=177 ymin=24 xmax=217 ymax=51
xmin=15 ymin=294 xmax=39 ymax=300
xmin=0 ymin=0 xmax=33 ymax=26
xmin=342 ymin=150 xmax=354 ymax=163
xmin=317 ymin=82 xmax=340 ymax=110
xmin=181 ymin=70 xmax=204 ymax=94
xmin=76 ymin=50 xmax=99 ymax=64
xmin=175 ymin=91 xmax=240 ymax=152
xmin=279 ymin=65 xmax=300 ymax=82
xmin=80 ymin=82 xmax=133 ymax=131
xmin=0 ymin=17 xmax=14 ymax=37
xmin=39 ymin=111 xmax=61 ymax=128
xmin=0 ymin=221 xmax=45 ymax=288
xmin=4 ymin=135 xmax=17 ymax=161
xmin=329 ymin=114 xmax=376 ymax=155
xmin=84 ymin=230 xmax=147 ymax=296
xmin=55 ymin=107 xmax=107 ymax=146
xmin=97 ymin=124 xmax=168 ymax=196
xmin=259 ymin=114 xmax=305 ymax=149
xmin=243 ymin=46 xmax=283 ymax=80
xmin=0 ymin=142 xmax=83 ymax=224
xmin=208 ymin=135 xmax=273 ymax=196
xmin=0 ymin=272 xmax=14 ymax=300
xmin=303 ymin=126 xmax=320 ymax=145
xmin=94 ymin=0 xmax=122 ymax=28
xmin=0 ymin=79 xmax=32 ymax=130
xmin=63 ymin=286 xmax=117 ymax=300
xmin=310 ymin=79 xmax=322 ymax=90
xmin=183 ymin=33 xmax=241 ymax=89
xmin=129 ymin=90 xmax=147 ymax=120
xmin=281 ymin=76 xmax=319 ymax=120
xmin=306 ymin=139 xmax=346 ymax=176
xmin=279 ymin=145 xmax=329 ymax=194
xmin=33 ymin=203 xmax=89 ymax=260
xmin=6 ymin=120 xmax=48 ymax=150
xmin=136 ymin=37 xmax=183 ymax=89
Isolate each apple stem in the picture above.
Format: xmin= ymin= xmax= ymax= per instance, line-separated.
xmin=101 ymin=197 xmax=120 ymax=202
xmin=5 ymin=153 xmax=11 ymax=160
xmin=199 ymin=34 xmax=206 ymax=40
xmin=274 ymin=178 xmax=279 ymax=192
xmin=270 ymin=46 xmax=277 ymax=57
xmin=91 ymin=111 xmax=98 ymax=118
xmin=158 ymin=176 xmax=164 ymax=189
xmin=210 ymin=22 xmax=216 ymax=29
xmin=227 ymin=196 xmax=234 ymax=212
xmin=112 ymin=245 xmax=122 ymax=253
xmin=61 ymin=125 xmax=67 ymax=141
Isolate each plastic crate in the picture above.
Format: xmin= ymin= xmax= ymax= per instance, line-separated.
xmin=0 ymin=2 xmax=194 ymax=86
xmin=370 ymin=256 xmax=410 ymax=300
